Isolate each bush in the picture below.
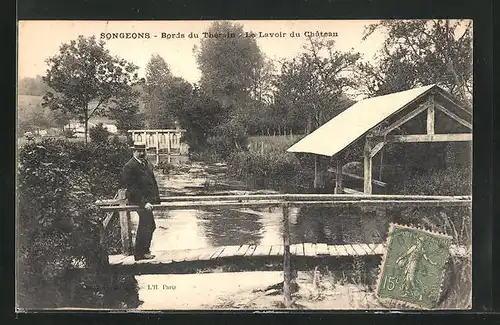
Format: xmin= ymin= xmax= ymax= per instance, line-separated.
xmin=62 ymin=128 xmax=76 ymax=138
xmin=205 ymin=120 xmax=249 ymax=160
xmin=227 ymin=149 xmax=316 ymax=193
xmin=392 ymin=165 xmax=471 ymax=196
xmin=17 ymin=138 xmax=136 ymax=308
xmin=89 ymin=123 xmax=110 ymax=144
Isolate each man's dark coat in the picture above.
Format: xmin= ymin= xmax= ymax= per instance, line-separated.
xmin=121 ymin=157 xmax=161 ymax=206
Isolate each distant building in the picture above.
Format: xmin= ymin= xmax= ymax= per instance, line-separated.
xmin=64 ymin=120 xmax=95 ymax=137
xmin=64 ymin=119 xmax=118 ymax=137
xmin=102 ymin=124 xmax=118 ymax=134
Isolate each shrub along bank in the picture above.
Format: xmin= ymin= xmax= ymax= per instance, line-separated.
xmin=17 ymin=138 xmax=139 ymax=309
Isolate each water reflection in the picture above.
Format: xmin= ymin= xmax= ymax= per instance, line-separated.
xmin=128 ymin=204 xmax=390 ymax=253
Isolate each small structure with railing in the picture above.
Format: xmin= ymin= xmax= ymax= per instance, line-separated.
xmin=128 ymin=129 xmax=187 ymax=164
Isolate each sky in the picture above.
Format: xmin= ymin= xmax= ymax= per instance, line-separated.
xmin=18 ymin=20 xmax=387 ymax=84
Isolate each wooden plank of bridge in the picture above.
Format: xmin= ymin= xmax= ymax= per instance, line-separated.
xmin=289 ymin=244 xmax=298 ymax=256
xmin=197 ymin=247 xmax=218 ymax=261
xmin=327 ymin=245 xmax=339 ymax=256
xmin=351 ymin=244 xmax=367 ymax=256
xmin=172 ymin=249 xmax=195 ymax=263
xmin=367 ymin=244 xmax=378 ymax=254
xmin=174 ymin=249 xmax=206 ymax=263
xmin=253 ymin=245 xmax=272 ymax=257
xmin=244 ymin=245 xmax=257 ymax=257
xmin=373 ymin=243 xmax=385 ymax=255
xmin=343 ymin=244 xmax=356 ymax=256
xmin=234 ymin=245 xmax=250 ymax=256
xmin=359 ymin=243 xmax=375 ymax=255
xmin=120 ymin=255 xmax=136 ymax=265
xmin=315 ymin=243 xmax=329 ymax=255
xmin=219 ymin=245 xmax=243 ymax=258
xmin=335 ymin=245 xmax=349 ymax=256
xmin=210 ymin=246 xmax=226 ymax=259
xmin=304 ymin=243 xmax=316 ymax=256
xmin=109 ymin=254 xmax=128 ymax=265
xmin=184 ymin=249 xmax=207 ymax=262
xmin=278 ymin=245 xmax=284 ymax=256
xmin=152 ymin=251 xmax=172 ymax=264
xmin=297 ymin=243 xmax=304 ymax=256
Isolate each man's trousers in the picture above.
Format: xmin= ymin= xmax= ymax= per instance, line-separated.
xmin=134 ymin=208 xmax=156 ymax=257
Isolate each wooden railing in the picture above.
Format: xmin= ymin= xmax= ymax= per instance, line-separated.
xmin=96 ymin=193 xmax=471 ymax=308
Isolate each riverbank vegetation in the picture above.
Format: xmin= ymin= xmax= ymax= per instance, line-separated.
xmin=17 ymin=138 xmax=139 ymax=308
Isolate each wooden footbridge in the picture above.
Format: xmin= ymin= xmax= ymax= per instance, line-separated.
xmin=107 ymin=242 xmax=468 ymax=275
xmin=96 ymin=193 xmax=471 ymax=306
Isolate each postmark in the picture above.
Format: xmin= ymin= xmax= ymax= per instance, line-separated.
xmin=375 ymin=223 xmax=452 ymax=309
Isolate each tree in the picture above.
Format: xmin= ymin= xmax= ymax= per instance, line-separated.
xmin=42 ymin=35 xmax=140 ymax=143
xmin=196 ymin=21 xmax=265 ymax=107
xmin=143 ymin=54 xmax=193 ymax=128
xmin=107 ymin=90 xmax=144 ymax=132
xmin=143 ymin=54 xmax=173 ymax=127
xmin=273 ymin=38 xmax=360 ymax=134
xmin=359 ymin=19 xmax=472 ymax=106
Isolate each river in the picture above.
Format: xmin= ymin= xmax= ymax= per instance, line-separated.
xmin=115 ymin=160 xmax=392 ymax=309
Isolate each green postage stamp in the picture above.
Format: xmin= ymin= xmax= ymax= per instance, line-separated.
xmin=376 ymin=223 xmax=452 ymax=309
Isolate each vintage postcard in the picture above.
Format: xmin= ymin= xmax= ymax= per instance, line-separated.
xmin=16 ymin=19 xmax=472 ymax=311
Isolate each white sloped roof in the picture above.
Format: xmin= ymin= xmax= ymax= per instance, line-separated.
xmin=287 ymin=84 xmax=437 ymax=157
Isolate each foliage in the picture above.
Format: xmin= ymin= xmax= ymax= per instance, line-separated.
xmin=206 ymin=119 xmax=249 ymax=160
xmin=359 ymin=19 xmax=472 ymax=106
xmin=227 ymin=141 xmax=317 ymax=193
xmin=272 ymin=38 xmax=360 ymax=134
xmin=173 ymin=88 xmax=227 ymax=151
xmin=89 ymin=123 xmax=110 ymax=144
xmin=17 ymin=138 xmax=134 ymax=308
xmin=18 ymin=95 xmax=70 ymax=134
xmin=107 ymin=90 xmax=144 ymax=132
xmin=42 ymin=35 xmax=140 ymax=143
xmin=392 ymin=165 xmax=471 ymax=196
xmin=62 ymin=128 xmax=76 ymax=138
xmin=143 ymin=54 xmax=192 ymax=128
xmin=196 ymin=21 xmax=265 ymax=107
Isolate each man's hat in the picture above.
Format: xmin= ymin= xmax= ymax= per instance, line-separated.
xmin=131 ymin=141 xmax=147 ymax=150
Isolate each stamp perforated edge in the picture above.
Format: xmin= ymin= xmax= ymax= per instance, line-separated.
xmin=375 ymin=222 xmax=453 ymax=310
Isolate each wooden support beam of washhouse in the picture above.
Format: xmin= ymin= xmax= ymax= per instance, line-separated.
xmin=374 ymin=133 xmax=472 ymax=143
xmin=381 ymin=102 xmax=431 ymax=136
xmin=427 ymin=94 xmax=435 ymax=135
xmin=327 ymin=168 xmax=387 ymax=188
xmin=435 ymin=103 xmax=473 ymax=130
xmin=363 ymin=137 xmax=372 ymax=194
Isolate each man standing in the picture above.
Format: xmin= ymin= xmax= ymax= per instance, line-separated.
xmin=122 ymin=142 xmax=161 ymax=260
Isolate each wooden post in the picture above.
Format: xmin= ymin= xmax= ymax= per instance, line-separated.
xmin=282 ymin=203 xmax=292 ymax=308
xmin=117 ymin=189 xmax=133 ymax=255
xmin=155 ymin=131 xmax=159 ymax=165
xmin=313 ymin=155 xmax=318 ymax=189
xmin=334 ymin=158 xmax=343 ymax=194
xmin=167 ymin=132 xmax=171 ymax=154
xmin=427 ymin=96 xmax=435 ymax=135
xmin=363 ymin=137 xmax=373 ymax=194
